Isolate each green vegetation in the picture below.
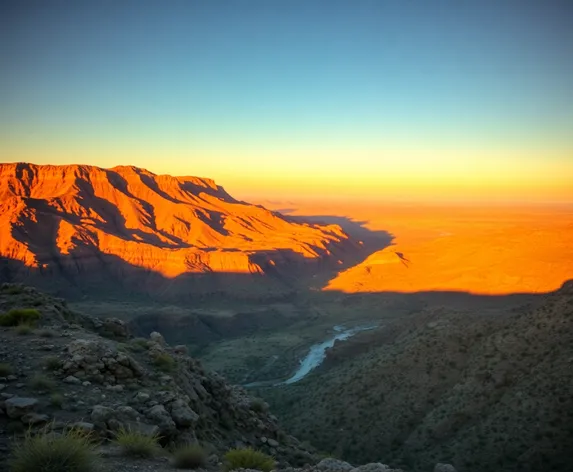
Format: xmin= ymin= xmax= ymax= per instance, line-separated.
xmin=43 ymin=356 xmax=62 ymax=371
xmin=15 ymin=323 xmax=33 ymax=335
xmin=153 ymin=352 xmax=176 ymax=372
xmin=49 ymin=393 xmax=64 ymax=409
xmin=114 ymin=428 xmax=161 ymax=458
xmin=0 ymin=362 xmax=13 ymax=376
xmin=2 ymin=285 xmax=25 ymax=295
xmin=9 ymin=427 xmax=97 ymax=472
xmin=223 ymin=447 xmax=275 ymax=472
xmin=172 ymin=443 xmax=208 ymax=469
xmin=0 ymin=308 xmax=41 ymax=327
xmin=28 ymin=374 xmax=56 ymax=392
xmin=129 ymin=337 xmax=150 ymax=352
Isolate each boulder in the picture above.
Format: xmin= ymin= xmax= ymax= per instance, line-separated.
xmin=21 ymin=413 xmax=50 ymax=425
xmin=149 ymin=331 xmax=165 ymax=346
xmin=434 ymin=465 xmax=457 ymax=472
xmin=169 ymin=399 xmax=199 ymax=427
xmin=5 ymin=397 xmax=38 ymax=419
xmin=317 ymin=458 xmax=354 ymax=472
xmin=91 ymin=405 xmax=114 ymax=429
xmin=146 ymin=404 xmax=176 ymax=436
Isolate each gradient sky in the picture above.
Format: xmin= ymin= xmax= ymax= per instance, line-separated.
xmin=1 ymin=1 xmax=572 ymax=202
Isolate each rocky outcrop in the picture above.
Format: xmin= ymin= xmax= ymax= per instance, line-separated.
xmin=0 ymin=162 xmax=353 ymax=299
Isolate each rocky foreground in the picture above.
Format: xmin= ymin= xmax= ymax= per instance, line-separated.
xmin=0 ymin=283 xmax=455 ymax=471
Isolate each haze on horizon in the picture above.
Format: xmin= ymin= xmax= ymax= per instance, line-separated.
xmin=1 ymin=1 xmax=572 ymax=203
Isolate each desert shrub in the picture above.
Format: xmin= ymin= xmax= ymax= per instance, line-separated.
xmin=0 ymin=362 xmax=13 ymax=376
xmin=49 ymin=393 xmax=64 ymax=409
xmin=173 ymin=443 xmax=208 ymax=469
xmin=15 ymin=323 xmax=33 ymax=335
xmin=250 ymin=398 xmax=268 ymax=413
xmin=28 ymin=374 xmax=56 ymax=392
xmin=38 ymin=329 xmax=56 ymax=338
xmin=43 ymin=356 xmax=62 ymax=371
xmin=223 ymin=447 xmax=275 ymax=472
xmin=2 ymin=285 xmax=25 ymax=295
xmin=9 ymin=427 xmax=97 ymax=472
xmin=153 ymin=352 xmax=176 ymax=372
xmin=114 ymin=428 xmax=160 ymax=458
xmin=129 ymin=337 xmax=149 ymax=352
xmin=0 ymin=308 xmax=41 ymax=327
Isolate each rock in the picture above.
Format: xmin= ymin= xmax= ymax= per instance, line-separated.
xmin=173 ymin=345 xmax=188 ymax=355
xmin=146 ymin=404 xmax=176 ymax=435
xmin=123 ymin=420 xmax=160 ymax=437
xmin=0 ymin=384 xmax=5 ymax=391
xmin=106 ymin=384 xmax=124 ymax=392
xmin=318 ymin=458 xmax=354 ymax=472
xmin=91 ymin=405 xmax=114 ymax=429
xmin=149 ymin=331 xmax=165 ymax=345
xmin=5 ymin=397 xmax=38 ymax=419
xmin=169 ymin=399 xmax=199 ymax=427
xmin=434 ymin=465 xmax=457 ymax=472
xmin=72 ymin=422 xmax=95 ymax=433
xmin=64 ymin=375 xmax=81 ymax=384
xmin=134 ymin=392 xmax=150 ymax=403
xmin=21 ymin=413 xmax=50 ymax=425
xmin=82 ymin=381 xmax=91 ymax=386
xmin=353 ymin=464 xmax=392 ymax=472
xmin=267 ymin=438 xmax=279 ymax=447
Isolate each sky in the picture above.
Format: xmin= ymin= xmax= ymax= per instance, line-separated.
xmin=1 ymin=0 xmax=572 ymax=203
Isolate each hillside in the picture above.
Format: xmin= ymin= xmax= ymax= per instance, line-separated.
xmin=0 ymin=283 xmax=436 ymax=472
xmin=0 ymin=163 xmax=351 ymax=300
xmin=264 ymin=280 xmax=573 ymax=472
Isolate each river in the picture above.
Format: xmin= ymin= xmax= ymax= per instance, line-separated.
xmin=244 ymin=324 xmax=377 ymax=387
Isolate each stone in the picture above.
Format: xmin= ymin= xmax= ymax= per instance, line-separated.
xmin=149 ymin=331 xmax=165 ymax=345
xmin=146 ymin=404 xmax=176 ymax=435
xmin=91 ymin=405 xmax=114 ymax=429
xmin=72 ymin=422 xmax=95 ymax=433
xmin=173 ymin=345 xmax=188 ymax=355
xmin=64 ymin=375 xmax=81 ymax=384
xmin=5 ymin=397 xmax=38 ymax=419
xmin=123 ymin=420 xmax=160 ymax=437
xmin=169 ymin=399 xmax=199 ymax=427
xmin=134 ymin=392 xmax=150 ymax=403
xmin=353 ymin=464 xmax=392 ymax=472
xmin=434 ymin=465 xmax=457 ymax=472
xmin=267 ymin=438 xmax=279 ymax=447
xmin=318 ymin=458 xmax=354 ymax=472
xmin=21 ymin=413 xmax=50 ymax=425
xmin=0 ymin=384 xmax=5 ymax=391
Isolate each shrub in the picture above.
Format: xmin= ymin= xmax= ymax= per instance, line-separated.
xmin=2 ymin=285 xmax=24 ymax=295
xmin=153 ymin=353 xmax=176 ymax=372
xmin=9 ymin=427 xmax=97 ymax=472
xmin=49 ymin=393 xmax=64 ymax=409
xmin=44 ymin=356 xmax=62 ymax=371
xmin=15 ymin=323 xmax=33 ymax=335
xmin=223 ymin=447 xmax=275 ymax=472
xmin=28 ymin=374 xmax=56 ymax=392
xmin=114 ymin=428 xmax=160 ymax=458
xmin=38 ymin=329 xmax=56 ymax=338
xmin=0 ymin=308 xmax=41 ymax=327
xmin=250 ymin=398 xmax=268 ymax=413
xmin=173 ymin=443 xmax=208 ymax=469
xmin=129 ymin=338 xmax=149 ymax=352
xmin=0 ymin=362 xmax=13 ymax=376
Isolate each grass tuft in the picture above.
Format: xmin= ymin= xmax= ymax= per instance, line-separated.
xmin=172 ymin=443 xmax=208 ymax=469
xmin=9 ymin=427 xmax=97 ymax=472
xmin=28 ymin=374 xmax=56 ymax=392
xmin=0 ymin=308 xmax=41 ymax=327
xmin=43 ymin=356 xmax=62 ymax=371
xmin=15 ymin=323 xmax=33 ymax=335
xmin=153 ymin=352 xmax=176 ymax=372
xmin=223 ymin=447 xmax=275 ymax=472
xmin=49 ymin=393 xmax=64 ymax=409
xmin=0 ymin=362 xmax=13 ymax=376
xmin=114 ymin=428 xmax=161 ymax=458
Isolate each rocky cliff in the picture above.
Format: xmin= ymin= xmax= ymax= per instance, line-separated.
xmin=0 ymin=163 xmax=351 ymax=299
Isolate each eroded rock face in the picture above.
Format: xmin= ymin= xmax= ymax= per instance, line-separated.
xmin=0 ymin=163 xmax=352 ymax=299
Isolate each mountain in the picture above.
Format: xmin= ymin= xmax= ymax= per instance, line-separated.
xmin=264 ymin=280 xmax=573 ymax=472
xmin=0 ymin=163 xmax=350 ymax=299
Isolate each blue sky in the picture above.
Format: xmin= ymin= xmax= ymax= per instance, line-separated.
xmin=1 ymin=1 xmax=572 ymax=201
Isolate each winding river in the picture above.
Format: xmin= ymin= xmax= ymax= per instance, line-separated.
xmin=244 ymin=324 xmax=377 ymax=387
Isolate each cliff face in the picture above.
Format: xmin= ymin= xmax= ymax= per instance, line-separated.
xmin=0 ymin=163 xmax=350 ymax=298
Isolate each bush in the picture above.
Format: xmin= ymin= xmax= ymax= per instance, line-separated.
xmin=129 ymin=337 xmax=149 ymax=352
xmin=114 ymin=428 xmax=160 ymax=458
xmin=49 ymin=393 xmax=64 ymax=409
xmin=0 ymin=362 xmax=13 ymax=376
xmin=28 ymin=374 xmax=56 ymax=392
xmin=250 ymin=398 xmax=268 ymax=413
xmin=173 ymin=443 xmax=208 ymax=469
xmin=9 ymin=427 xmax=97 ymax=472
xmin=15 ymin=323 xmax=33 ymax=335
xmin=153 ymin=353 xmax=176 ymax=372
xmin=223 ymin=447 xmax=275 ymax=472
xmin=0 ymin=308 xmax=41 ymax=327
xmin=44 ymin=356 xmax=62 ymax=371
xmin=38 ymin=329 xmax=56 ymax=338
